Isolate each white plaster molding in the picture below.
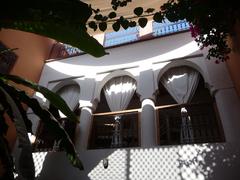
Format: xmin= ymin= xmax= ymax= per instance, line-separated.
xmin=94 ymin=70 xmax=137 ymax=101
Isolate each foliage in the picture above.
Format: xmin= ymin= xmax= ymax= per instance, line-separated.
xmin=0 ymin=0 xmax=107 ymax=57
xmin=88 ymin=0 xmax=240 ymax=62
xmin=1 ymin=0 xmax=239 ymax=179
xmin=0 ymin=63 xmax=83 ymax=179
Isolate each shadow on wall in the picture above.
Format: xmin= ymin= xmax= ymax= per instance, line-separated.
xmin=33 ymin=149 xmax=115 ymax=180
xmin=32 ymin=143 xmax=240 ymax=180
xmin=87 ymin=143 xmax=240 ymax=180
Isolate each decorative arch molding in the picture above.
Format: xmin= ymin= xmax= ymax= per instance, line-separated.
xmin=46 ymin=79 xmax=81 ymax=110
xmin=155 ymin=59 xmax=213 ymax=94
xmin=94 ymin=70 xmax=138 ymax=101
xmin=51 ymin=79 xmax=80 ymax=93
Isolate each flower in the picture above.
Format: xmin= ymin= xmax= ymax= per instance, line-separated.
xmin=160 ymin=0 xmax=240 ymax=62
xmin=190 ymin=25 xmax=200 ymax=38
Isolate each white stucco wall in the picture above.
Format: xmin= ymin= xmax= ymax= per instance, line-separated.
xmin=27 ymin=31 xmax=240 ymax=180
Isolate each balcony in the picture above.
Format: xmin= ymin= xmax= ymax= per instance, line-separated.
xmin=89 ymin=110 xmax=139 ymax=149
xmin=153 ymin=20 xmax=190 ymax=37
xmin=157 ymin=102 xmax=224 ymax=145
xmin=104 ymin=27 xmax=139 ymax=47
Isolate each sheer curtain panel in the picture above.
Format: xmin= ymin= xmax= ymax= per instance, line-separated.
xmin=160 ymin=66 xmax=199 ymax=143
xmin=56 ymin=84 xmax=80 ymax=118
xmin=103 ymin=76 xmax=137 ymax=147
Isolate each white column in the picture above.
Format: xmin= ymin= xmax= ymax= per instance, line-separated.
xmin=138 ymin=69 xmax=158 ymax=147
xmin=140 ymin=98 xmax=157 ymax=147
xmin=75 ymin=106 xmax=94 ymax=151
xmin=214 ymin=88 xmax=240 ymax=142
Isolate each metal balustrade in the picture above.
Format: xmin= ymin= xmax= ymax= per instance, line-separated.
xmin=63 ymin=43 xmax=83 ymax=55
xmin=89 ymin=111 xmax=139 ymax=149
xmin=103 ymin=20 xmax=190 ymax=48
xmin=153 ymin=19 xmax=190 ymax=37
xmin=157 ymin=102 xmax=224 ymax=145
xmin=48 ymin=20 xmax=190 ymax=59
xmin=49 ymin=42 xmax=83 ymax=59
xmin=104 ymin=27 xmax=139 ymax=47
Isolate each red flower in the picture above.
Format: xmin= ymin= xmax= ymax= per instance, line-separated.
xmin=190 ymin=24 xmax=200 ymax=38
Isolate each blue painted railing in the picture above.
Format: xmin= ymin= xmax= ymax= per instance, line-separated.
xmin=56 ymin=19 xmax=190 ymax=58
xmin=104 ymin=20 xmax=190 ymax=48
xmin=63 ymin=43 xmax=83 ymax=55
xmin=152 ymin=19 xmax=190 ymax=37
xmin=104 ymin=27 xmax=139 ymax=47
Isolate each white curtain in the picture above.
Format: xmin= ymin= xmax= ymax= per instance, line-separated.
xmin=53 ymin=84 xmax=80 ymax=150
xmin=160 ymin=66 xmax=199 ymax=143
xmin=56 ymin=84 xmax=80 ymax=118
xmin=104 ymin=76 xmax=136 ymax=112
xmin=103 ymin=76 xmax=136 ymax=147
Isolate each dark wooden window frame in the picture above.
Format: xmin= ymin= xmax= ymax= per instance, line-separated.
xmin=155 ymin=101 xmax=225 ymax=146
xmin=88 ymin=109 xmax=140 ymax=149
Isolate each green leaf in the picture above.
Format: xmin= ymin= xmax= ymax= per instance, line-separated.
xmin=99 ymin=22 xmax=107 ymax=32
xmin=112 ymin=5 xmax=117 ymax=11
xmin=138 ymin=18 xmax=148 ymax=28
xmin=145 ymin=8 xmax=155 ymax=14
xmin=102 ymin=16 xmax=108 ymax=21
xmin=112 ymin=21 xmax=120 ymax=31
xmin=108 ymin=12 xmax=117 ymax=19
xmin=129 ymin=21 xmax=137 ymax=27
xmin=0 ymin=86 xmax=35 ymax=180
xmin=0 ymin=81 xmax=32 ymax=133
xmin=134 ymin=7 xmax=144 ymax=16
xmin=0 ymin=74 xmax=78 ymax=123
xmin=1 ymin=83 xmax=83 ymax=170
xmin=94 ymin=14 xmax=103 ymax=21
xmin=1 ymin=21 xmax=107 ymax=57
xmin=92 ymin=8 xmax=100 ymax=14
xmin=1 ymin=0 xmax=107 ymax=57
xmin=121 ymin=19 xmax=129 ymax=30
xmin=0 ymin=96 xmax=11 ymax=135
xmin=120 ymin=1 xmax=127 ymax=7
xmin=88 ymin=21 xmax=97 ymax=31
xmin=0 ymin=136 xmax=15 ymax=180
xmin=153 ymin=12 xmax=164 ymax=23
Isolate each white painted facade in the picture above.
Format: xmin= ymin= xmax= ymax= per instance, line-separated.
xmin=27 ymin=31 xmax=240 ymax=180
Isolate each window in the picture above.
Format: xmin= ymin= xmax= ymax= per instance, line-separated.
xmin=33 ymin=84 xmax=80 ymax=151
xmin=156 ymin=66 xmax=224 ymax=145
xmin=89 ymin=76 xmax=140 ymax=149
xmin=89 ymin=110 xmax=139 ymax=149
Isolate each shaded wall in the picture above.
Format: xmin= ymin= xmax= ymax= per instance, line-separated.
xmin=30 ymin=31 xmax=240 ymax=180
xmin=0 ymin=29 xmax=55 ymax=149
xmin=226 ymin=21 xmax=240 ymax=97
xmin=0 ymin=29 xmax=55 ymax=95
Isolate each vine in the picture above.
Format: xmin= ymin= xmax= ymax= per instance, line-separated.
xmin=87 ymin=0 xmax=240 ymax=62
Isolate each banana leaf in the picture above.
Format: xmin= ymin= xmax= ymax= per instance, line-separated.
xmin=0 ymin=86 xmax=35 ymax=180
xmin=1 ymin=81 xmax=83 ymax=170
xmin=0 ymin=0 xmax=107 ymax=57
xmin=0 ymin=73 xmax=78 ymax=123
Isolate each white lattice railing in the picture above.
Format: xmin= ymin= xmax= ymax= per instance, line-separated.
xmin=153 ymin=19 xmax=190 ymax=37
xmin=104 ymin=27 xmax=139 ymax=47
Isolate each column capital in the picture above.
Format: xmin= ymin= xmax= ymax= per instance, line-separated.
xmin=141 ymin=98 xmax=155 ymax=108
xmin=79 ymin=100 xmax=98 ymax=112
xmin=140 ymin=94 xmax=156 ymax=104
